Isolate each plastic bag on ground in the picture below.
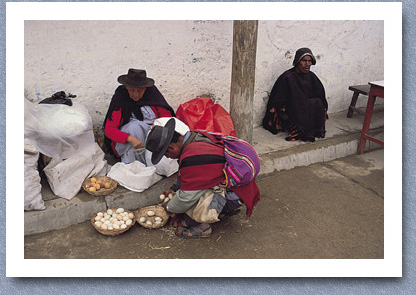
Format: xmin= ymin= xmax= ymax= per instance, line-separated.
xmin=107 ymin=161 xmax=163 ymax=192
xmin=24 ymin=98 xmax=95 ymax=159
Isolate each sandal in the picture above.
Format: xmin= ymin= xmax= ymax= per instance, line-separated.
xmin=175 ymin=224 xmax=212 ymax=239
xmin=219 ymin=208 xmax=241 ymax=220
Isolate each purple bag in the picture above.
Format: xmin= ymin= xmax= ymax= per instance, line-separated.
xmin=196 ymin=131 xmax=261 ymax=188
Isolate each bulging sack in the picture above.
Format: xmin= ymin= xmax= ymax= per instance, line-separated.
xmin=176 ymin=97 xmax=236 ymax=136
xmin=196 ymin=131 xmax=261 ymax=187
xmin=186 ymin=186 xmax=226 ymax=223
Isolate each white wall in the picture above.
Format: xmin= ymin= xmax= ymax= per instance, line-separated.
xmin=254 ymin=20 xmax=384 ymax=124
xmin=24 ymin=20 xmax=383 ymax=130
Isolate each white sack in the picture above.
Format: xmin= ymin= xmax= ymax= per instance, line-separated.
xmin=24 ymin=98 xmax=95 ymax=159
xmin=145 ymin=151 xmax=179 ymax=177
xmin=43 ymin=143 xmax=108 ymax=200
xmin=107 ymin=161 xmax=162 ymax=192
xmin=24 ymin=141 xmax=46 ymax=211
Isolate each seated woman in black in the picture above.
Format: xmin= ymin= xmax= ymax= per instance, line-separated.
xmin=263 ymin=47 xmax=328 ymax=142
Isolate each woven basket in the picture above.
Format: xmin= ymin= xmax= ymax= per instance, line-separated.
xmin=91 ymin=209 xmax=135 ymax=236
xmin=135 ymin=205 xmax=169 ymax=229
xmin=82 ymin=176 xmax=117 ymax=196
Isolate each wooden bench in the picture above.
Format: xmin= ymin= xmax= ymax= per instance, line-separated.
xmin=347 ymin=84 xmax=371 ymax=118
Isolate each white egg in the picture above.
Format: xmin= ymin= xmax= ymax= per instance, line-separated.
xmin=95 ymin=221 xmax=102 ymax=227
xmin=164 ymin=198 xmax=169 ymax=203
xmin=116 ymin=214 xmax=123 ymax=221
xmin=112 ymin=214 xmax=117 ymax=218
xmin=95 ymin=216 xmax=101 ymax=221
xmin=168 ymin=193 xmax=173 ymax=199
xmin=97 ymin=212 xmax=104 ymax=217
xmin=147 ymin=210 xmax=155 ymax=217
xmin=154 ymin=216 xmax=162 ymax=222
xmin=107 ymin=209 xmax=113 ymax=215
xmin=146 ymin=220 xmax=153 ymax=226
xmin=122 ymin=216 xmax=129 ymax=222
xmin=120 ymin=220 xmax=125 ymax=224
xmin=108 ymin=226 xmax=113 ymax=230
xmin=100 ymin=218 xmax=106 ymax=223
xmin=128 ymin=213 xmax=134 ymax=219
xmin=123 ymin=212 xmax=128 ymax=216
xmin=139 ymin=217 xmax=146 ymax=223
xmin=113 ymin=224 xmax=120 ymax=230
xmin=116 ymin=208 xmax=125 ymax=214
xmin=126 ymin=219 xmax=133 ymax=226
xmin=120 ymin=224 xmax=127 ymax=229
xmin=101 ymin=224 xmax=108 ymax=230
xmin=155 ymin=220 xmax=162 ymax=224
xmin=159 ymin=194 xmax=165 ymax=201
xmin=104 ymin=215 xmax=111 ymax=220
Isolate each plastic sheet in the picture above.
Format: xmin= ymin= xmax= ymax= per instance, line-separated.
xmin=176 ymin=97 xmax=236 ymax=136
xmin=24 ymin=98 xmax=95 ymax=159
xmin=107 ymin=161 xmax=163 ymax=192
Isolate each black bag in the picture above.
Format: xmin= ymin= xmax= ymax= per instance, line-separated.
xmin=39 ymin=91 xmax=76 ymax=106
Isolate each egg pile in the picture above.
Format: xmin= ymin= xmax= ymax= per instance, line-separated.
xmin=138 ymin=209 xmax=165 ymax=227
xmin=159 ymin=193 xmax=173 ymax=203
xmin=85 ymin=177 xmax=111 ymax=192
xmin=93 ymin=208 xmax=134 ymax=231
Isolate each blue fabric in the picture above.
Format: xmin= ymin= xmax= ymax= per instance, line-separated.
xmin=115 ymin=106 xmax=156 ymax=164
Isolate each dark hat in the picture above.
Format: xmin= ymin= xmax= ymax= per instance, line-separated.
xmin=117 ymin=69 xmax=155 ymax=88
xmin=293 ymin=47 xmax=316 ymax=66
xmin=145 ymin=118 xmax=176 ymax=164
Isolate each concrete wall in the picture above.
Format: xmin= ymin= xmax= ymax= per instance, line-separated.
xmin=254 ymin=20 xmax=384 ymax=124
xmin=24 ymin=20 xmax=383 ymax=130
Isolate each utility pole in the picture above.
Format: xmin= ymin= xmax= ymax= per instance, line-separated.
xmin=230 ymin=20 xmax=258 ymax=143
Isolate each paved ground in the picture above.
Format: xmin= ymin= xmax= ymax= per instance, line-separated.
xmin=24 ymin=149 xmax=383 ymax=259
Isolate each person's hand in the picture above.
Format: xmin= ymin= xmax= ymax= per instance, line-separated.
xmin=127 ymin=135 xmax=144 ymax=149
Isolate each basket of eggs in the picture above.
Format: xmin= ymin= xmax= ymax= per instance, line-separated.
xmin=91 ymin=208 xmax=135 ymax=236
xmin=82 ymin=176 xmax=117 ymax=196
xmin=135 ymin=205 xmax=169 ymax=229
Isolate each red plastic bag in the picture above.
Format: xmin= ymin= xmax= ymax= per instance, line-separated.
xmin=176 ymin=97 xmax=236 ymax=136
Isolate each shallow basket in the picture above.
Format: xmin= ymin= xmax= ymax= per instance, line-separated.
xmin=135 ymin=205 xmax=169 ymax=229
xmin=82 ymin=176 xmax=117 ymax=196
xmin=91 ymin=208 xmax=135 ymax=236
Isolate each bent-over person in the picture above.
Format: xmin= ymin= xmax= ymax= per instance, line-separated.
xmin=145 ymin=119 xmax=261 ymax=239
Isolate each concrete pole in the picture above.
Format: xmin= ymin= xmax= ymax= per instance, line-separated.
xmin=230 ymin=20 xmax=258 ymax=143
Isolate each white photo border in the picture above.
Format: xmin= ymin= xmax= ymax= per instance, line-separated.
xmin=6 ymin=1 xmax=402 ymax=277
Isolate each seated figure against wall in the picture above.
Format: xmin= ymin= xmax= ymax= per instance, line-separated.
xmin=103 ymin=69 xmax=175 ymax=164
xmin=262 ymin=47 xmax=328 ymax=142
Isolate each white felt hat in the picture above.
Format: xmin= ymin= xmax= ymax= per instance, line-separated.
xmin=153 ymin=117 xmax=190 ymax=136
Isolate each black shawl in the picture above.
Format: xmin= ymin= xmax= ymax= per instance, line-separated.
xmin=263 ymin=68 xmax=327 ymax=137
xmin=103 ymin=85 xmax=175 ymax=154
